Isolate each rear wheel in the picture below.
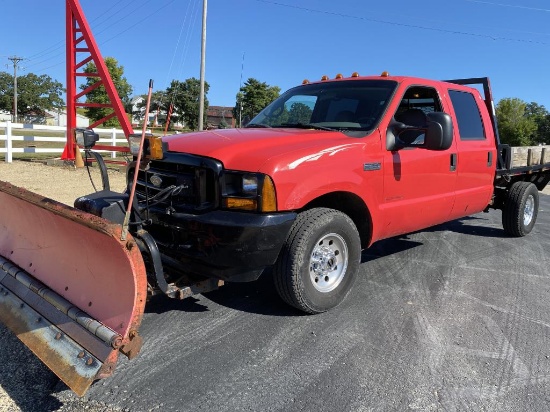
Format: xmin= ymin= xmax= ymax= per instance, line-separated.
xmin=274 ymin=208 xmax=361 ymax=314
xmin=502 ymin=182 xmax=539 ymax=237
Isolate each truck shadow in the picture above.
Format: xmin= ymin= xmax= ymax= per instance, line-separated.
xmin=144 ymin=215 xmax=508 ymax=317
xmin=425 ymin=215 xmax=508 ymax=238
xmin=145 ymin=271 xmax=300 ymax=317
xmin=363 ymin=215 xmax=507 ymax=262
xmin=145 ymin=294 xmax=211 ymax=314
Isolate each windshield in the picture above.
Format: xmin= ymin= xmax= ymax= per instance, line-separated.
xmin=247 ymin=80 xmax=398 ymax=134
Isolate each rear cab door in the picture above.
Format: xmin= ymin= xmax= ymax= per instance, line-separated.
xmin=443 ymin=84 xmax=496 ymax=219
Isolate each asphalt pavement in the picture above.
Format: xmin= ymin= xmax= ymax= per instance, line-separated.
xmin=1 ymin=195 xmax=549 ymax=412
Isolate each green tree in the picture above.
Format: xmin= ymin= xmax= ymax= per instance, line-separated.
xmin=496 ymin=98 xmax=537 ymax=146
xmin=234 ymin=78 xmax=280 ymax=126
xmin=525 ymin=102 xmax=550 ymax=144
xmin=288 ymin=102 xmax=313 ymax=124
xmin=81 ymin=57 xmax=133 ymax=128
xmin=0 ymin=71 xmax=63 ymax=118
xmin=166 ymin=78 xmax=209 ymax=131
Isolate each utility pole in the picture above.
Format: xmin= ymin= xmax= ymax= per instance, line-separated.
xmin=8 ymin=56 xmax=24 ymax=123
xmin=239 ymin=52 xmax=245 ymax=128
xmin=198 ymin=0 xmax=207 ymax=131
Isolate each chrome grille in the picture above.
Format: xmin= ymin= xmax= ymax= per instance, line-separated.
xmin=130 ymin=157 xmax=219 ymax=212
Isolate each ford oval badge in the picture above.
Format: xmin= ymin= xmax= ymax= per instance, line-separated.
xmin=150 ymin=174 xmax=163 ymax=187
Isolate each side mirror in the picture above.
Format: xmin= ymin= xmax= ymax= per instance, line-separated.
xmin=386 ymin=112 xmax=453 ymax=151
xmin=424 ymin=112 xmax=453 ymax=151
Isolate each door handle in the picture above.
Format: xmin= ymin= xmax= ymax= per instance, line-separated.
xmin=450 ymin=153 xmax=457 ymax=172
xmin=487 ymin=151 xmax=493 ymax=167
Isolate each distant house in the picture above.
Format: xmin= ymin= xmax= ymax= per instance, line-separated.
xmin=44 ymin=110 xmax=90 ymax=128
xmin=0 ymin=109 xmax=89 ymax=127
xmin=24 ymin=111 xmax=56 ymax=125
xmin=130 ymin=96 xmax=148 ymax=126
xmin=0 ymin=111 xmax=11 ymax=122
xmin=207 ymin=106 xmax=235 ymax=129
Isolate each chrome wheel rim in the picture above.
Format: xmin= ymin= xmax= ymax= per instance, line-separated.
xmin=524 ymin=195 xmax=535 ymax=227
xmin=309 ymin=233 xmax=348 ymax=293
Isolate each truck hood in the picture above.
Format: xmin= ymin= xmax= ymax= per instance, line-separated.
xmin=163 ymin=128 xmax=358 ymax=171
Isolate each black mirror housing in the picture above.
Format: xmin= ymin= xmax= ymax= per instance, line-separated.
xmin=424 ymin=112 xmax=453 ymax=151
xmin=386 ymin=112 xmax=453 ymax=151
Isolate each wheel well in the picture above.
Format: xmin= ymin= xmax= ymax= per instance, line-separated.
xmin=303 ymin=192 xmax=372 ymax=248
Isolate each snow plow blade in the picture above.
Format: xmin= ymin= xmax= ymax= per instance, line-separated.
xmin=0 ymin=180 xmax=147 ymax=396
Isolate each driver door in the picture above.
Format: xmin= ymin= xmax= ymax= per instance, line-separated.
xmin=379 ymin=83 xmax=458 ymax=238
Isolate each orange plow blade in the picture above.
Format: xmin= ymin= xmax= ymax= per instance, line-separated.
xmin=0 ymin=180 xmax=147 ymax=396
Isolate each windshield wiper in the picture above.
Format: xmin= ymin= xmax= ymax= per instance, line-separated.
xmin=246 ymin=123 xmax=272 ymax=128
xmin=279 ymin=123 xmax=334 ymax=131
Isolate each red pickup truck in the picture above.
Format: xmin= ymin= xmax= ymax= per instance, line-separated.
xmin=2 ymin=73 xmax=550 ymax=395
xmin=102 ymin=74 xmax=547 ymax=314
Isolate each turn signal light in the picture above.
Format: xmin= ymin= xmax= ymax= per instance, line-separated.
xmin=149 ymin=136 xmax=163 ymax=160
xmin=260 ymin=176 xmax=277 ymax=212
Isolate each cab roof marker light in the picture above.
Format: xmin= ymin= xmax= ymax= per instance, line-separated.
xmin=381 ymin=71 xmax=390 ymax=77
xmin=351 ymin=72 xmax=360 ymax=78
xmin=302 ymin=79 xmax=310 ymax=84
xmin=321 ymin=75 xmax=329 ymax=81
xmin=335 ymin=73 xmax=343 ymax=79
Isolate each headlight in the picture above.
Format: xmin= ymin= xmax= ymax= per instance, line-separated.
xmin=222 ymin=172 xmax=277 ymax=212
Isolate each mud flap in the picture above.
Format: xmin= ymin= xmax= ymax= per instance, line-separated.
xmin=0 ymin=180 xmax=147 ymax=396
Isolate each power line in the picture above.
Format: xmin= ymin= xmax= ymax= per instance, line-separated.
xmin=27 ymin=0 xmax=172 ymax=72
xmin=176 ymin=0 xmax=201 ymax=79
xmin=250 ymin=0 xmax=550 ymax=46
xmin=99 ymin=0 xmax=178 ymax=45
xmin=165 ymin=0 xmax=196 ymax=85
xmin=464 ymin=0 xmax=550 ymax=13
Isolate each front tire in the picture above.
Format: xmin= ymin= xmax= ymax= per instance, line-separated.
xmin=502 ymin=182 xmax=539 ymax=237
xmin=274 ymin=208 xmax=361 ymax=314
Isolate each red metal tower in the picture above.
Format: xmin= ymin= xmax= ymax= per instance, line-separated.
xmin=62 ymin=0 xmax=133 ymax=160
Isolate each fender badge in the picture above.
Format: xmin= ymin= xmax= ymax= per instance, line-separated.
xmin=363 ymin=163 xmax=381 ymax=171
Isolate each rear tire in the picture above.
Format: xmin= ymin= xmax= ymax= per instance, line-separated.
xmin=274 ymin=208 xmax=361 ymax=314
xmin=502 ymin=182 xmax=539 ymax=237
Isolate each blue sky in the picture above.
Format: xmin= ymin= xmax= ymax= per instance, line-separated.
xmin=1 ymin=0 xmax=549 ymax=110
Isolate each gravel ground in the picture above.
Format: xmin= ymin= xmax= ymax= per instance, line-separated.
xmin=0 ymin=162 xmax=550 ymax=412
xmin=0 ymin=160 xmax=127 ymax=206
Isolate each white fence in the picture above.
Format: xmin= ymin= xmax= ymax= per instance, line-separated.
xmin=0 ymin=121 xmax=129 ymax=163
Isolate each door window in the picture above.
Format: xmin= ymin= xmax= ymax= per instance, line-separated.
xmin=393 ymin=86 xmax=443 ymax=145
xmin=448 ymin=90 xmax=486 ymax=140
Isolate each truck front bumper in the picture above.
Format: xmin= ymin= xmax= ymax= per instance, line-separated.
xmin=149 ymin=210 xmax=297 ymax=282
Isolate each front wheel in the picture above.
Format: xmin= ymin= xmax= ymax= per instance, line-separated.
xmin=502 ymin=182 xmax=539 ymax=237
xmin=274 ymin=208 xmax=361 ymax=314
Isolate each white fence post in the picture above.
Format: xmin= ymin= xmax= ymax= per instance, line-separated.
xmin=6 ymin=121 xmax=12 ymax=163
xmin=111 ymin=128 xmax=117 ymax=158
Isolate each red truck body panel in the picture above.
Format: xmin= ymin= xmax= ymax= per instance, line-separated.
xmin=164 ymin=75 xmax=497 ymax=246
